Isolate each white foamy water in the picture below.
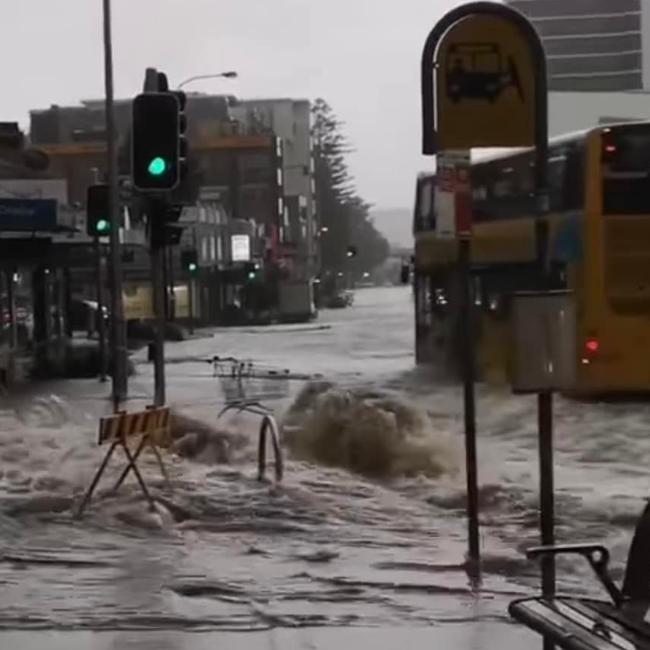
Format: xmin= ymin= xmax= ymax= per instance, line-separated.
xmin=0 ymin=287 xmax=645 ymax=640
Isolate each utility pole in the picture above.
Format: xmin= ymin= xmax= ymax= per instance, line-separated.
xmin=103 ymin=0 xmax=128 ymax=407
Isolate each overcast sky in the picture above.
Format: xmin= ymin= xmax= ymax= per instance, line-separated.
xmin=2 ymin=0 xmax=466 ymax=209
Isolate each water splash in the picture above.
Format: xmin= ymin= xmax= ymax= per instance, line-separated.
xmin=283 ymin=382 xmax=461 ymax=480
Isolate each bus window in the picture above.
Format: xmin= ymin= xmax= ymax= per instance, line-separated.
xmin=414 ymin=176 xmax=435 ymax=232
xmin=419 ymin=179 xmax=433 ymax=223
xmin=602 ymin=127 xmax=650 ymax=215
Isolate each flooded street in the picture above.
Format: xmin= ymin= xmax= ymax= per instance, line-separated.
xmin=0 ymin=286 xmax=647 ymax=647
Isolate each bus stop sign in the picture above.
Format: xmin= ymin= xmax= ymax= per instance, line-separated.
xmin=437 ymin=15 xmax=535 ymax=149
xmin=421 ymin=2 xmax=546 ymax=154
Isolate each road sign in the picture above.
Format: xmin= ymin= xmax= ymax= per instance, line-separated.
xmin=435 ymin=150 xmax=471 ymax=239
xmin=436 ymin=15 xmax=536 ymax=149
xmin=231 ymin=234 xmax=251 ymax=262
xmin=0 ymin=198 xmax=57 ymax=231
xmin=421 ymin=2 xmax=548 ymax=580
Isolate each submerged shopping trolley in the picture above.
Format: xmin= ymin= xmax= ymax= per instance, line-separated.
xmin=211 ymin=356 xmax=290 ymax=483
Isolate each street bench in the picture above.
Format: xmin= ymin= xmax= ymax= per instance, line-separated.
xmin=509 ymin=501 xmax=650 ymax=649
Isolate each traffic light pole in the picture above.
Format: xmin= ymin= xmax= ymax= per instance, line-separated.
xmin=103 ymin=0 xmax=128 ymax=407
xmin=94 ymin=237 xmax=108 ymax=382
xmin=189 ymin=228 xmax=197 ymax=334
xmin=133 ymin=67 xmax=188 ymax=407
xmin=187 ymin=269 xmax=195 ymax=335
xmin=167 ymin=245 xmax=175 ymax=321
xmin=149 ymin=206 xmax=166 ymax=407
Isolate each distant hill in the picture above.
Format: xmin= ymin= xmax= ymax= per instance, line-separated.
xmin=369 ymin=208 xmax=412 ymax=249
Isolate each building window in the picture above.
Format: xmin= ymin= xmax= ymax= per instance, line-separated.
xmin=210 ymin=236 xmax=216 ymax=262
xmin=201 ymin=237 xmax=208 ymax=262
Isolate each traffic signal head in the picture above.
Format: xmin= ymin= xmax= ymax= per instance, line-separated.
xmin=86 ymin=184 xmax=111 ymax=237
xmin=347 ymin=245 xmax=358 ymax=258
xmin=244 ymin=262 xmax=259 ymax=281
xmin=132 ymin=92 xmax=180 ymax=191
xmin=181 ymin=249 xmax=198 ymax=275
xmin=169 ymin=90 xmax=190 ymax=204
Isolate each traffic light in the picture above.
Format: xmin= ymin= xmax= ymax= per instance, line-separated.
xmin=244 ymin=262 xmax=259 ymax=281
xmin=181 ymin=249 xmax=198 ymax=275
xmin=131 ymin=92 xmax=180 ymax=191
xmin=174 ymin=91 xmax=187 ymax=182
xmin=168 ymin=91 xmax=195 ymax=206
xmin=86 ymin=184 xmax=111 ymax=237
xmin=346 ymin=245 xmax=358 ymax=258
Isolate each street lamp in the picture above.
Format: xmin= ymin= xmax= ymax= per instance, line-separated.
xmin=177 ymin=71 xmax=238 ymax=90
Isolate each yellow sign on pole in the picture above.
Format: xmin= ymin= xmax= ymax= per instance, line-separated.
xmin=436 ymin=14 xmax=536 ymax=149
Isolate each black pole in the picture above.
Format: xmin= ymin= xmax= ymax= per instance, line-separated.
xmin=538 ymin=391 xmax=555 ymax=592
xmin=94 ymin=237 xmax=108 ymax=382
xmin=162 ymin=239 xmax=170 ymax=321
xmin=533 ymin=26 xmax=554 ymax=634
xmin=150 ymin=216 xmax=166 ymax=407
xmin=187 ymin=271 xmax=195 ymax=335
xmin=102 ymin=0 xmax=128 ymax=408
xmin=459 ymin=236 xmax=481 ymax=578
xmin=167 ymin=244 xmax=175 ymax=321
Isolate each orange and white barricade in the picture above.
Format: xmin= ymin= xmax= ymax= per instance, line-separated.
xmin=76 ymin=405 xmax=172 ymax=518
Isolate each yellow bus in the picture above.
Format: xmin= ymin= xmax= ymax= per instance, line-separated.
xmin=413 ymin=121 xmax=650 ymax=395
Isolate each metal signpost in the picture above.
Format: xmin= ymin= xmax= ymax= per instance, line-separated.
xmin=421 ymin=1 xmax=549 ymax=591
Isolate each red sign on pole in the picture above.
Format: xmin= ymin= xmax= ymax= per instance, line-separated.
xmin=454 ymin=160 xmax=472 ymax=238
xmin=435 ymin=150 xmax=472 ymax=239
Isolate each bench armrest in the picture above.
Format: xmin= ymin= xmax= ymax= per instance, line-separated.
xmin=526 ymin=544 xmax=623 ymax=607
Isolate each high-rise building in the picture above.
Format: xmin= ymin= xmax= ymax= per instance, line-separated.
xmin=501 ymin=1 xmax=650 ymax=136
xmin=508 ymin=0 xmax=644 ymax=91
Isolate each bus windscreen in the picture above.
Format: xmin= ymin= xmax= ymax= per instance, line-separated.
xmin=602 ymin=127 xmax=650 ymax=215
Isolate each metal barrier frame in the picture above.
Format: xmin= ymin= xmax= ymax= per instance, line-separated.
xmin=218 ymin=400 xmax=284 ymax=483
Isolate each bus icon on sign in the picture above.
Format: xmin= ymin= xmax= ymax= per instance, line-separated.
xmin=446 ymin=43 xmax=524 ymax=104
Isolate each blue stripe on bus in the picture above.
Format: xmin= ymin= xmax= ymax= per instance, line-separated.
xmin=551 ymin=214 xmax=582 ymax=263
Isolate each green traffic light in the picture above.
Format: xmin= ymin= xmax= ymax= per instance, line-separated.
xmin=247 ymin=271 xmax=256 ymax=280
xmin=96 ymin=219 xmax=110 ymax=234
xmin=188 ymin=262 xmax=198 ymax=273
xmin=148 ymin=157 xmax=168 ymax=176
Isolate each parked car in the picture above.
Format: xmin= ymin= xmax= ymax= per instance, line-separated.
xmin=325 ymin=290 xmax=354 ymax=309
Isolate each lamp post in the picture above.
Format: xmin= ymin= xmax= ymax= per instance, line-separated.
xmin=177 ymin=71 xmax=238 ymax=90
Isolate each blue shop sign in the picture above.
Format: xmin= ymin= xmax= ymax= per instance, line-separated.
xmin=0 ymin=198 xmax=58 ymax=231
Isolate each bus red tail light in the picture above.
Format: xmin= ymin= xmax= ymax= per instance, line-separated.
xmin=581 ymin=337 xmax=600 ymax=366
